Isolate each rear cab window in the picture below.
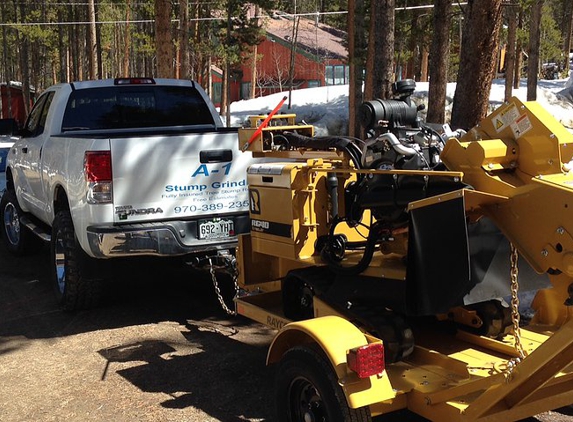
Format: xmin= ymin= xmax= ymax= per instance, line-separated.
xmin=61 ymin=85 xmax=215 ymax=132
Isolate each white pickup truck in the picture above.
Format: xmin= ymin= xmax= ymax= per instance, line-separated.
xmin=1 ymin=78 xmax=257 ymax=310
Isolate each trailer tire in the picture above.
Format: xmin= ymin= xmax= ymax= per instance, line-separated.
xmin=51 ymin=210 xmax=103 ymax=311
xmin=275 ymin=346 xmax=372 ymax=422
xmin=0 ymin=189 xmax=43 ymax=255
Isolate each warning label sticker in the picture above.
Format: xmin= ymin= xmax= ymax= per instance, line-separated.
xmin=494 ymin=104 xmax=520 ymax=133
xmin=510 ymin=114 xmax=533 ymax=139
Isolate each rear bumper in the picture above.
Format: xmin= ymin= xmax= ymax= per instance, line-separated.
xmin=86 ymin=214 xmax=250 ymax=258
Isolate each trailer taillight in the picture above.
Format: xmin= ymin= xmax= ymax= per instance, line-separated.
xmin=85 ymin=151 xmax=112 ymax=204
xmin=347 ymin=343 xmax=385 ymax=378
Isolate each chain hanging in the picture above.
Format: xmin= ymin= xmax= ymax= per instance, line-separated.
xmin=504 ymin=242 xmax=526 ymax=381
xmin=208 ymin=256 xmax=240 ymax=316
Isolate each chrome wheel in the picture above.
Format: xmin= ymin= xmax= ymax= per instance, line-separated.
xmin=53 ymin=232 xmax=66 ymax=295
xmin=3 ymin=200 xmax=21 ymax=246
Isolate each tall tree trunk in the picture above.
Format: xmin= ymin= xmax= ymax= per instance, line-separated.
xmin=348 ymin=0 xmax=366 ymax=137
xmin=561 ymin=0 xmax=572 ymax=76
xmin=57 ymin=8 xmax=67 ymax=82
xmin=190 ymin=1 xmax=199 ymax=81
xmin=88 ymin=0 xmax=98 ymax=79
xmin=1 ymin=1 xmax=12 ymax=119
xmin=207 ymin=56 xmax=212 ymax=99
xmin=155 ymin=0 xmax=173 ymax=78
xmin=504 ymin=5 xmax=518 ymax=102
xmin=365 ymin=0 xmax=395 ymax=100
xmin=514 ymin=10 xmax=523 ymax=90
xmin=287 ymin=16 xmax=300 ymax=109
xmin=179 ymin=0 xmax=190 ymax=79
xmin=427 ymin=0 xmax=451 ymax=124
xmin=224 ymin=4 xmax=233 ymax=126
xmin=405 ymin=10 xmax=421 ymax=80
xmin=221 ymin=65 xmax=228 ymax=119
xmin=250 ymin=5 xmax=260 ymax=99
xmin=527 ymin=0 xmax=543 ymax=101
xmin=69 ymin=7 xmax=76 ymax=80
xmin=123 ymin=0 xmax=131 ymax=77
xmin=250 ymin=45 xmax=257 ymax=99
xmin=420 ymin=47 xmax=429 ymax=82
xmin=451 ymin=0 xmax=503 ymax=130
xmin=15 ymin=1 xmax=31 ymax=116
xmin=95 ymin=1 xmax=103 ymax=78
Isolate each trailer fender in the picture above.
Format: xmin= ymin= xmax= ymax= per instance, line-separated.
xmin=267 ymin=315 xmax=396 ymax=408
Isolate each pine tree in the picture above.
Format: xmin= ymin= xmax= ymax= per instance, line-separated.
xmin=427 ymin=0 xmax=451 ymax=124
xmin=451 ymin=0 xmax=503 ymax=130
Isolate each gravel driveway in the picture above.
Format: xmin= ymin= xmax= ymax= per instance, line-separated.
xmin=0 ymin=247 xmax=277 ymax=421
xmin=1 ymin=244 xmax=572 ymax=422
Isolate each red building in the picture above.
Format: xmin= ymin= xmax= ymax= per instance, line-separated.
xmin=212 ymin=13 xmax=349 ymax=105
xmin=0 ymin=82 xmax=34 ymax=128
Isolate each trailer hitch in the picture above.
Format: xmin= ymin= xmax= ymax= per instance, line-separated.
xmin=188 ymin=250 xmax=240 ymax=315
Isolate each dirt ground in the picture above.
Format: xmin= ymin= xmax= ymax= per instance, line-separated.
xmin=1 ymin=243 xmax=573 ymax=422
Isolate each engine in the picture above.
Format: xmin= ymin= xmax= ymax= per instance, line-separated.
xmin=316 ymin=81 xmax=467 ymax=271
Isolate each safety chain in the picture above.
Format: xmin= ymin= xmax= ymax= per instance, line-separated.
xmin=208 ymin=255 xmax=240 ymax=316
xmin=504 ymin=243 xmax=526 ymax=381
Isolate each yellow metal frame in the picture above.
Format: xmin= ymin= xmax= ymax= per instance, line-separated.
xmin=267 ymin=315 xmax=396 ymax=409
xmin=238 ymin=113 xmax=314 ymax=153
xmin=234 ymin=98 xmax=573 ymax=420
xmin=441 ymin=97 xmax=573 ymax=326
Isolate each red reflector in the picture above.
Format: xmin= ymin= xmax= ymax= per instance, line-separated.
xmin=347 ymin=343 xmax=385 ymax=378
xmin=114 ymin=77 xmax=155 ymax=85
xmin=84 ymin=151 xmax=112 ymax=182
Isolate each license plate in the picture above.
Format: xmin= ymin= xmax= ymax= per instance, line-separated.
xmin=198 ymin=218 xmax=235 ymax=240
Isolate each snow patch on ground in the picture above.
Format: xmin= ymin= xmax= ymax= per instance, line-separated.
xmin=231 ymin=75 xmax=573 ymax=134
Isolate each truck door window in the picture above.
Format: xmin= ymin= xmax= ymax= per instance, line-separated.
xmin=23 ymin=91 xmax=55 ymax=137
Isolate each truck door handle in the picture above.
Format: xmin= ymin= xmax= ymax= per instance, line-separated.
xmin=200 ymin=149 xmax=233 ymax=163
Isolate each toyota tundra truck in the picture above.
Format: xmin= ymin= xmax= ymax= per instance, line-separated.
xmin=1 ymin=77 xmax=257 ymax=310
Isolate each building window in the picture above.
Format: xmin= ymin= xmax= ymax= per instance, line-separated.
xmin=241 ymin=82 xmax=251 ymax=100
xmin=325 ymin=65 xmax=349 ymax=85
xmin=212 ymin=82 xmax=222 ymax=105
xmin=307 ymin=80 xmax=320 ymax=88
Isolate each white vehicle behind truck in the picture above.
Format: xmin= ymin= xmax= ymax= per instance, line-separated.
xmin=1 ymin=77 xmax=257 ymax=310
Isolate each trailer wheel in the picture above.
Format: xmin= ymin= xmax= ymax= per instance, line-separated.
xmin=275 ymin=346 xmax=372 ymax=422
xmin=51 ymin=210 xmax=103 ymax=311
xmin=0 ymin=189 xmax=42 ymax=254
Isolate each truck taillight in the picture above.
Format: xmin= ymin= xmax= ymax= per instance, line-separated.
xmin=347 ymin=343 xmax=385 ymax=378
xmin=85 ymin=151 xmax=112 ymax=204
xmin=85 ymin=151 xmax=112 ymax=182
xmin=114 ymin=77 xmax=155 ymax=85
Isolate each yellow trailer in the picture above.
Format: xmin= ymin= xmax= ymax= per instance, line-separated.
xmin=233 ymin=88 xmax=573 ymax=421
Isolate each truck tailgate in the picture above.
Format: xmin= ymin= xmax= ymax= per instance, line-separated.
xmin=110 ymin=131 xmax=251 ymax=225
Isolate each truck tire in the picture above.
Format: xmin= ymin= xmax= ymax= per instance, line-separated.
xmin=51 ymin=210 xmax=103 ymax=311
xmin=0 ymin=189 xmax=42 ymax=254
xmin=275 ymin=346 xmax=372 ymax=422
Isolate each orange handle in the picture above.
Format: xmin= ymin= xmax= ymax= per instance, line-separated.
xmin=242 ymin=95 xmax=288 ymax=151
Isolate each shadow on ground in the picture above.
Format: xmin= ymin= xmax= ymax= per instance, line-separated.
xmin=98 ymin=323 xmax=273 ymax=421
xmin=0 ymin=243 xmax=240 ymax=340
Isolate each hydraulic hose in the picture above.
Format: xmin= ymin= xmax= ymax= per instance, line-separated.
xmin=321 ymin=221 xmax=380 ymax=276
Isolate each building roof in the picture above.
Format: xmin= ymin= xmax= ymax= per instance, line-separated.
xmin=263 ymin=13 xmax=348 ymax=61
